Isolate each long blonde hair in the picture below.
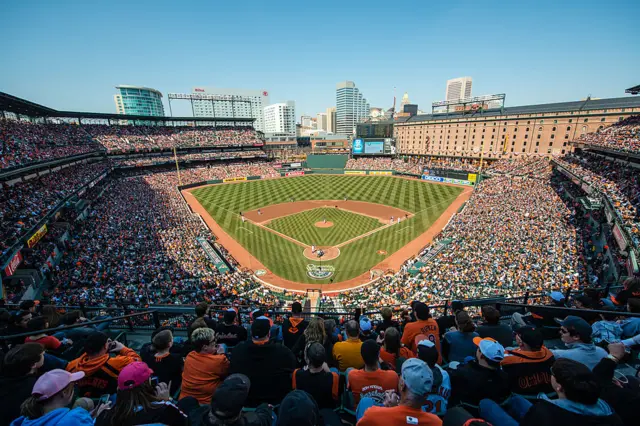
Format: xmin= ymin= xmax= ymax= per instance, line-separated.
xmin=304 ymin=317 xmax=326 ymax=345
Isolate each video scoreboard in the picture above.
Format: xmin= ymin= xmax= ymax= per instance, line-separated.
xmin=351 ymin=138 xmax=395 ymax=156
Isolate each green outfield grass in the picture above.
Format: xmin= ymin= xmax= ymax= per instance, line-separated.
xmin=191 ymin=175 xmax=463 ymax=284
xmin=265 ymin=207 xmax=383 ymax=246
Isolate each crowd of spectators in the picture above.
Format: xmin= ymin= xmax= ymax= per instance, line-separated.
xmin=2 ymin=294 xmax=638 ymax=425
xmin=1 ymin=161 xmax=110 ymax=259
xmin=575 ymin=116 xmax=640 ymax=154
xmin=555 ymin=153 xmax=639 ymax=243
xmin=0 ymin=119 xmax=264 ymax=170
xmin=485 ymin=155 xmax=550 ymax=177
xmin=44 ymin=170 xmax=281 ymax=309
xmin=86 ymin=125 xmax=262 ymax=152
xmin=113 ymin=150 xmax=267 ymax=167
xmin=339 ymin=171 xmax=583 ymax=308
xmin=0 ymin=119 xmax=102 ymax=170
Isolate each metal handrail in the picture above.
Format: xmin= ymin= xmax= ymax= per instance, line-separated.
xmin=496 ymin=302 xmax=640 ymax=318
xmin=0 ymin=310 xmax=157 ymax=341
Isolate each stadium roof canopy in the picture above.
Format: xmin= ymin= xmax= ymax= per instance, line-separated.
xmin=626 ymin=85 xmax=640 ymax=95
xmin=404 ymin=96 xmax=640 ymax=123
xmin=0 ymin=91 xmax=255 ymax=123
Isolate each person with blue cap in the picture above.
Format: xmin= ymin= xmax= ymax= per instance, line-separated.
xmin=359 ymin=316 xmax=377 ymax=342
xmin=357 ymin=358 xmax=442 ymax=425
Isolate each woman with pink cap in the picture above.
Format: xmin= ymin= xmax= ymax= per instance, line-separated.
xmin=11 ymin=369 xmax=108 ymax=425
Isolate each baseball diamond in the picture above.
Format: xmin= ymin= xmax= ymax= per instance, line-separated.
xmin=186 ymin=175 xmax=468 ymax=289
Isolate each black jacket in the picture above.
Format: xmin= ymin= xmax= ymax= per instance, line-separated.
xmin=448 ymin=361 xmax=511 ymax=415
xmin=593 ymin=357 xmax=640 ymax=426
xmin=229 ymin=341 xmax=296 ymax=407
xmin=282 ymin=317 xmax=308 ymax=349
xmin=476 ymin=323 xmax=514 ymax=348
xmin=0 ymin=374 xmax=38 ymax=426
xmin=190 ymin=404 xmax=273 ymax=426
xmin=520 ymin=400 xmax=623 ymax=426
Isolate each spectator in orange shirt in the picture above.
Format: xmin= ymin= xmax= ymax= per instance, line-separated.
xmin=348 ymin=340 xmax=399 ymax=407
xmin=180 ymin=327 xmax=230 ymax=405
xmin=401 ymin=302 xmax=441 ymax=356
xmin=379 ymin=327 xmax=415 ymax=372
xmin=356 ymin=358 xmax=442 ymax=426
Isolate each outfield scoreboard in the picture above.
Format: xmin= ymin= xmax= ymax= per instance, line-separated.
xmin=352 ymin=138 xmax=395 ymax=156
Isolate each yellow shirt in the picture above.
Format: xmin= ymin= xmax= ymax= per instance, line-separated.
xmin=333 ymin=338 xmax=364 ymax=371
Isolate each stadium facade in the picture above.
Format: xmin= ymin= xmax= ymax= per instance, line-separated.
xmin=113 ymin=85 xmax=165 ymax=116
xmin=395 ymin=96 xmax=640 ymax=158
xmin=191 ymin=87 xmax=269 ymax=132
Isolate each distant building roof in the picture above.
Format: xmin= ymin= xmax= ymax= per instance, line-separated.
xmin=404 ymin=96 xmax=640 ymax=123
xmin=116 ymin=85 xmax=163 ymax=97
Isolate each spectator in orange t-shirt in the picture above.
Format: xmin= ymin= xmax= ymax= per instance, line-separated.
xmin=180 ymin=327 xmax=230 ymax=405
xmin=348 ymin=340 xmax=399 ymax=406
xmin=379 ymin=327 xmax=415 ymax=372
xmin=401 ymin=302 xmax=441 ymax=357
xmin=357 ymin=358 xmax=442 ymax=426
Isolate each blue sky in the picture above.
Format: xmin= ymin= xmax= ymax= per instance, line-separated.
xmin=1 ymin=0 xmax=638 ymax=118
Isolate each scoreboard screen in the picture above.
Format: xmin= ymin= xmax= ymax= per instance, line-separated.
xmin=352 ymin=138 xmax=395 ymax=155
xmin=364 ymin=141 xmax=384 ymax=154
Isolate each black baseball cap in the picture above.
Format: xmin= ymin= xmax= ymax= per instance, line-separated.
xmin=291 ymin=302 xmax=302 ymax=314
xmin=277 ymin=390 xmax=320 ymax=426
xmin=516 ymin=326 xmax=544 ymax=349
xmin=211 ymin=374 xmax=251 ymax=419
xmin=251 ymin=316 xmax=271 ymax=339
xmin=361 ymin=339 xmax=380 ymax=364
xmin=555 ymin=315 xmax=592 ymax=341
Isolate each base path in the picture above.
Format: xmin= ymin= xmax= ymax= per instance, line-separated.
xmin=182 ymin=186 xmax=472 ymax=293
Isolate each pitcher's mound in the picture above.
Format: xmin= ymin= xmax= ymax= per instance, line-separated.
xmin=314 ymin=221 xmax=334 ymax=228
xmin=303 ymin=246 xmax=340 ymax=260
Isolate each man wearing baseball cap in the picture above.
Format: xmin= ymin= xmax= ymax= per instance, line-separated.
xmin=192 ymin=374 xmax=274 ymax=426
xmin=282 ymin=302 xmax=308 ymax=349
xmin=230 ymin=316 xmax=296 ymax=407
xmin=357 ymin=358 xmax=442 ymax=426
xmin=501 ymin=327 xmax=555 ymax=396
xmin=552 ymin=316 xmax=607 ymax=370
xmin=215 ymin=309 xmax=248 ymax=348
xmin=447 ymin=337 xmax=510 ymax=416
xmin=11 ymin=369 xmax=100 ymax=425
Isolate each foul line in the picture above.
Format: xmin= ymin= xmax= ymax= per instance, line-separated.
xmin=239 ymin=227 xmax=254 ymax=234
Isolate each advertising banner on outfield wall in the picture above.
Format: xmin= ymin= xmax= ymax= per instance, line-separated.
xmin=612 ymin=223 xmax=628 ymax=252
xmin=223 ymin=177 xmax=247 ymax=183
xmin=467 ymin=173 xmax=477 ymax=182
xmin=421 ymin=175 xmax=473 ymax=186
xmin=345 ymin=171 xmax=366 ymax=175
xmin=285 ymin=171 xmax=305 ymax=177
xmin=27 ymin=224 xmax=48 ymax=248
xmin=369 ymin=171 xmax=393 ymax=175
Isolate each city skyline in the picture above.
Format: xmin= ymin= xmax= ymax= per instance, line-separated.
xmin=1 ymin=0 xmax=638 ymax=119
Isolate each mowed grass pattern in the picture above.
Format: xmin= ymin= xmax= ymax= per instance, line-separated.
xmin=266 ymin=207 xmax=383 ymax=246
xmin=192 ymin=175 xmax=463 ymax=284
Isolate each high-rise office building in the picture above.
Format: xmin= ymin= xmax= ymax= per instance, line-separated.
xmin=263 ymin=101 xmax=296 ymax=134
xmin=191 ymin=87 xmax=270 ymax=132
xmin=336 ymin=81 xmax=370 ymax=135
xmin=445 ymin=77 xmax=473 ymax=102
xmin=114 ymin=85 xmax=165 ymax=116
xmin=326 ymin=107 xmax=336 ymax=133
xmin=316 ymin=113 xmax=328 ymax=131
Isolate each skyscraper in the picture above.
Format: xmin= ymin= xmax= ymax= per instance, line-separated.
xmin=114 ymin=85 xmax=165 ymax=116
xmin=316 ymin=113 xmax=328 ymax=131
xmin=336 ymin=81 xmax=370 ymax=135
xmin=263 ymin=101 xmax=296 ymax=134
xmin=326 ymin=107 xmax=336 ymax=133
xmin=191 ymin=87 xmax=269 ymax=132
xmin=445 ymin=77 xmax=473 ymax=102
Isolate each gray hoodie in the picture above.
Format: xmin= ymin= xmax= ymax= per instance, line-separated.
xmin=550 ymin=342 xmax=607 ymax=370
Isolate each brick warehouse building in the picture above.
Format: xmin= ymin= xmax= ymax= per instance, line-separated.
xmin=395 ymin=96 xmax=640 ymax=158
